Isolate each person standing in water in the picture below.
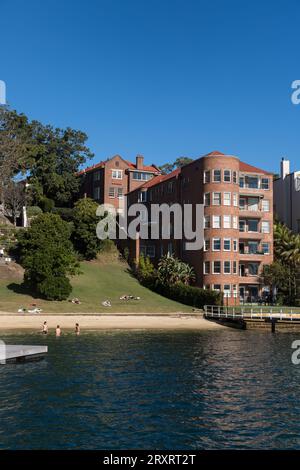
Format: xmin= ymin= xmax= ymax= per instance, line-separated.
xmin=42 ymin=321 xmax=48 ymax=335
xmin=75 ymin=323 xmax=80 ymax=335
xmin=56 ymin=325 xmax=61 ymax=337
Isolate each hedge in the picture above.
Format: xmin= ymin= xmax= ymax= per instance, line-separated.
xmin=144 ymin=279 xmax=221 ymax=309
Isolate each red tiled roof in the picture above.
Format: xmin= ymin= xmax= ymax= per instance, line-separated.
xmin=205 ymin=150 xmax=226 ymax=157
xmin=77 ymin=158 xmax=159 ymax=176
xmin=139 ymin=168 xmax=181 ymax=189
xmin=239 ymin=161 xmax=272 ymax=175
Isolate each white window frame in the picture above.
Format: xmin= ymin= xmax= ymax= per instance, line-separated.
xmin=203 ymin=261 xmax=210 ymax=275
xmin=212 ymin=215 xmax=221 ymax=229
xmin=204 ymin=192 xmax=211 ymax=206
xmin=223 ymin=238 xmax=231 ymax=251
xmin=262 ymin=221 xmax=270 ymax=233
xmin=262 ymin=199 xmax=270 ymax=212
xmin=213 ymin=261 xmax=221 ymax=274
xmin=223 ymin=215 xmax=231 ymax=229
xmin=223 ymin=192 xmax=231 ymax=206
xmin=224 ymin=169 xmax=231 ymax=183
xmin=112 ymin=169 xmax=123 ymax=179
xmin=213 ymin=192 xmax=221 ymax=206
xmin=224 ymin=261 xmax=231 ymax=274
xmin=212 ymin=238 xmax=221 ymax=252
xmin=204 ymin=215 xmax=210 ymax=229
xmin=204 ymin=170 xmax=210 ymax=183
xmin=213 ymin=169 xmax=221 ymax=183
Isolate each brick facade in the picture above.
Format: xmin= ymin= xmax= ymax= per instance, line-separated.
xmin=127 ymin=151 xmax=273 ymax=306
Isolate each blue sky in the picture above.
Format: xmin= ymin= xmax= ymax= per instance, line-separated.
xmin=1 ymin=0 xmax=300 ymax=173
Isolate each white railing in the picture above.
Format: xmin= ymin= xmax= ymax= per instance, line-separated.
xmin=204 ymin=305 xmax=300 ymax=321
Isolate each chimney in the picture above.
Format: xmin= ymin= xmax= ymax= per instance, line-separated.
xmin=281 ymin=158 xmax=290 ymax=179
xmin=136 ymin=154 xmax=144 ymax=170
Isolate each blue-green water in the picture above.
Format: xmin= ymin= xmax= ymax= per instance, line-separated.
xmin=0 ymin=329 xmax=300 ymax=449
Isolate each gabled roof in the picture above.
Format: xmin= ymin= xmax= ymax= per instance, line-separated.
xmin=77 ymin=155 xmax=160 ymax=176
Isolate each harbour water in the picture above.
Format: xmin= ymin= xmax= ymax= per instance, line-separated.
xmin=0 ymin=329 xmax=300 ymax=449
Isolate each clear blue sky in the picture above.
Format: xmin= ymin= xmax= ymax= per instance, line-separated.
xmin=1 ymin=0 xmax=300 ymax=173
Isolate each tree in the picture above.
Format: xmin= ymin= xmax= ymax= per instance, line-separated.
xmin=2 ymin=181 xmax=25 ymax=226
xmin=28 ymin=122 xmax=94 ymax=207
xmin=17 ymin=213 xmax=79 ymax=300
xmin=0 ymin=108 xmax=36 ymax=191
xmin=158 ymin=255 xmax=195 ymax=286
xmin=71 ymin=198 xmax=102 ymax=260
xmin=159 ymin=156 xmax=193 ymax=175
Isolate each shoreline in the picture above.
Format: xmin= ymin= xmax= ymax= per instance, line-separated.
xmin=0 ymin=313 xmax=224 ymax=331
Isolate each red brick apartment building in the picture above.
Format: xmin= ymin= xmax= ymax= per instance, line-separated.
xmin=78 ymin=154 xmax=160 ymax=209
xmin=127 ymin=151 xmax=273 ymax=305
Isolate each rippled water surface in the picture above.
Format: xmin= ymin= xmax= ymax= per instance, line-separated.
xmin=0 ymin=329 xmax=300 ymax=449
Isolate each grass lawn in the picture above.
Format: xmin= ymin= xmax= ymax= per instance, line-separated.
xmin=0 ymin=259 xmax=192 ymax=314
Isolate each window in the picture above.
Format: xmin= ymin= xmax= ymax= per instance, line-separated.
xmin=213 ymin=284 xmax=221 ymax=291
xmin=93 ymin=170 xmax=101 ymax=182
xmin=117 ymin=188 xmax=123 ymax=199
xmin=262 ymin=200 xmax=270 ymax=212
xmin=224 ymin=239 xmax=231 ymax=251
xmin=239 ymin=220 xmax=246 ymax=232
xmin=204 ymin=261 xmax=210 ymax=274
xmin=239 ymin=197 xmax=246 ymax=210
xmin=233 ymin=239 xmax=238 ymax=251
xmin=93 ymin=187 xmax=101 ymax=200
xmin=224 ymin=261 xmax=231 ymax=274
xmin=204 ymin=239 xmax=210 ymax=251
xmin=213 ymin=192 xmax=221 ymax=205
xmin=262 ymin=242 xmax=270 ymax=254
xmin=233 ymin=171 xmax=237 ymax=184
xmin=224 ymin=170 xmax=231 ymax=182
xmin=224 ymin=284 xmax=231 ymax=297
xmin=239 ymin=176 xmax=245 ymax=188
xmin=213 ymin=238 xmax=221 ymax=251
xmin=223 ymin=215 xmax=231 ymax=229
xmin=248 ymin=219 xmax=259 ymax=232
xmin=109 ymin=187 xmax=115 ymax=198
xmin=212 ymin=215 xmax=221 ymax=229
xmin=249 ymin=241 xmax=258 ymax=254
xmin=133 ymin=172 xmax=152 ymax=181
xmin=233 ymin=216 xmax=238 ymax=229
xmin=233 ymin=261 xmax=237 ymax=274
xmin=140 ymin=245 xmax=155 ymax=258
xmin=112 ymin=169 xmax=122 ymax=179
xmin=224 ymin=192 xmax=231 ymax=206
xmin=167 ymin=242 xmax=173 ymax=256
xmin=204 ymin=193 xmax=210 ymax=206
xmin=139 ymin=191 xmax=147 ymax=202
xmin=233 ymin=193 xmax=238 ymax=207
xmin=213 ymin=261 xmax=221 ymax=274
xmin=204 ymin=216 xmax=210 ymax=229
xmin=213 ymin=169 xmax=221 ymax=182
xmin=248 ymin=197 xmax=259 ymax=211
xmin=247 ymin=176 xmax=259 ymax=189
xmin=204 ymin=170 xmax=210 ymax=183
xmin=248 ymin=263 xmax=259 ymax=275
xmin=233 ymin=284 xmax=238 ymax=297
xmin=262 ymin=221 xmax=270 ymax=233
xmin=261 ymin=178 xmax=269 ymax=190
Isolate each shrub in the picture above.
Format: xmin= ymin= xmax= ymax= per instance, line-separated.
xmin=136 ymin=255 xmax=156 ymax=286
xmin=52 ymin=207 xmax=74 ymax=222
xmin=26 ymin=206 xmax=43 ymax=218
xmin=17 ymin=213 xmax=79 ymax=300
xmin=72 ymin=198 xmax=102 ymax=260
xmin=39 ymin=197 xmax=55 ymax=213
xmin=152 ymin=281 xmax=221 ymax=308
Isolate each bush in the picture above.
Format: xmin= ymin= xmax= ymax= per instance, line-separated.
xmin=39 ymin=197 xmax=55 ymax=213
xmin=145 ymin=280 xmax=221 ymax=309
xmin=38 ymin=275 xmax=72 ymax=301
xmin=136 ymin=255 xmax=156 ymax=286
xmin=17 ymin=213 xmax=79 ymax=300
xmin=52 ymin=207 xmax=74 ymax=222
xmin=26 ymin=206 xmax=43 ymax=218
xmin=72 ymin=198 xmax=102 ymax=260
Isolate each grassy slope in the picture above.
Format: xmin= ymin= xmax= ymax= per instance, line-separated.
xmin=0 ymin=259 xmax=192 ymax=313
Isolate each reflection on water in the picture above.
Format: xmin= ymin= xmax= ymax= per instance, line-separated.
xmin=0 ymin=329 xmax=299 ymax=449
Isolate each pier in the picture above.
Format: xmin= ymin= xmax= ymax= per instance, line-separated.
xmin=204 ymin=305 xmax=300 ymax=332
xmin=0 ymin=345 xmax=48 ymax=364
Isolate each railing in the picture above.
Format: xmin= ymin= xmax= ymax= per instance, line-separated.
xmin=204 ymin=305 xmax=300 ymax=321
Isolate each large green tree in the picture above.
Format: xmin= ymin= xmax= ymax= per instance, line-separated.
xmin=159 ymin=156 xmax=193 ymax=175
xmin=71 ymin=198 xmax=102 ymax=260
xmin=28 ymin=121 xmax=93 ymax=207
xmin=17 ymin=213 xmax=79 ymax=300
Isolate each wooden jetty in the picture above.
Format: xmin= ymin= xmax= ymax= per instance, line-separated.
xmin=204 ymin=305 xmax=300 ymax=332
xmin=0 ymin=345 xmax=48 ymax=364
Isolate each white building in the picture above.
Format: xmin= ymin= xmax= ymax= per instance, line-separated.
xmin=274 ymin=159 xmax=300 ymax=233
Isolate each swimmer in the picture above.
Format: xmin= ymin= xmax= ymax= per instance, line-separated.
xmin=75 ymin=323 xmax=80 ymax=335
xmin=42 ymin=321 xmax=48 ymax=334
xmin=56 ymin=325 xmax=61 ymax=337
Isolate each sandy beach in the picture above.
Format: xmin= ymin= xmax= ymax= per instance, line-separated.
xmin=0 ymin=312 xmax=224 ymax=331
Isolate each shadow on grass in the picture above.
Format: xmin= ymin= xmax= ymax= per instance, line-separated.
xmin=7 ymin=282 xmax=41 ymax=299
